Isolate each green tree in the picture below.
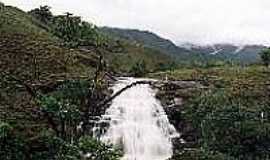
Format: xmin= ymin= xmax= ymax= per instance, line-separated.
xmin=38 ymin=95 xmax=81 ymax=142
xmin=130 ymin=60 xmax=147 ymax=77
xmin=53 ymin=12 xmax=81 ymax=45
xmin=260 ymin=48 xmax=270 ymax=67
xmin=79 ymin=22 xmax=100 ymax=46
xmin=29 ymin=6 xmax=53 ymax=24
xmin=52 ymin=13 xmax=100 ymax=48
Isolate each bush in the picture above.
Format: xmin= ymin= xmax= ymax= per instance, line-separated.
xmin=0 ymin=122 xmax=122 ymax=160
xmin=28 ymin=6 xmax=53 ymax=25
xmin=52 ymin=13 xmax=100 ymax=47
xmin=170 ymin=149 xmax=237 ymax=160
xmin=53 ymin=80 xmax=91 ymax=105
xmin=0 ymin=122 xmax=26 ymax=160
xmin=184 ymin=90 xmax=270 ymax=159
xmin=30 ymin=135 xmax=122 ymax=160
xmin=38 ymin=95 xmax=81 ymax=141
xmin=130 ymin=60 xmax=147 ymax=77
xmin=260 ymin=48 xmax=270 ymax=67
xmin=78 ymin=136 xmax=122 ymax=160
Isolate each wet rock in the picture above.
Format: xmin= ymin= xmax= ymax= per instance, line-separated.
xmin=153 ymin=80 xmax=204 ymax=151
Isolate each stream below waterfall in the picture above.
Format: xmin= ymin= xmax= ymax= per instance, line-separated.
xmin=94 ymin=78 xmax=179 ymax=160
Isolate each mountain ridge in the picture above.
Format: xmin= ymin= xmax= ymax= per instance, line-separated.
xmin=100 ymin=27 xmax=192 ymax=56
xmin=179 ymin=43 xmax=266 ymax=63
xmin=100 ymin=26 xmax=266 ymax=63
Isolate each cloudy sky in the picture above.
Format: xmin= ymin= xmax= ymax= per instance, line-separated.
xmin=2 ymin=0 xmax=270 ymax=45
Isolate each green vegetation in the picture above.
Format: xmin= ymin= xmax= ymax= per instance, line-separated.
xmin=0 ymin=121 xmax=122 ymax=160
xmin=260 ymin=48 xmax=270 ymax=67
xmin=0 ymin=4 xmax=119 ymax=160
xmin=27 ymin=5 xmax=172 ymax=73
xmin=1 ymin=2 xmax=269 ymax=160
xmin=1 ymin=77 xmax=122 ymax=159
xmin=28 ymin=5 xmax=53 ymax=27
xmin=129 ymin=60 xmax=147 ymax=77
xmin=152 ymin=66 xmax=270 ymax=159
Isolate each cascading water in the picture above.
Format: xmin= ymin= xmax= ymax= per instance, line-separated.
xmin=94 ymin=78 xmax=179 ymax=160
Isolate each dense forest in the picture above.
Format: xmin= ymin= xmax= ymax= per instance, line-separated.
xmin=1 ymin=2 xmax=270 ymax=160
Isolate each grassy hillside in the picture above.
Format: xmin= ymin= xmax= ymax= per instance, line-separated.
xmin=104 ymin=40 xmax=173 ymax=74
xmin=0 ymin=3 xmax=173 ymax=159
xmin=0 ymin=3 xmax=99 ymax=79
xmin=101 ymin=27 xmax=266 ymax=65
xmin=0 ymin=3 xmax=101 ymax=141
xmin=2 ymin=2 xmax=269 ymax=160
xmin=0 ymin=3 xmax=49 ymax=35
xmin=100 ymin=27 xmax=192 ymax=56
xmin=150 ymin=66 xmax=270 ymax=159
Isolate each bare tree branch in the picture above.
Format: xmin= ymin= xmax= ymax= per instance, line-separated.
xmin=97 ymin=80 xmax=154 ymax=108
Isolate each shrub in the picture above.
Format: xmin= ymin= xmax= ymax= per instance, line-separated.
xmin=184 ymin=90 xmax=270 ymax=159
xmin=260 ymin=48 xmax=270 ymax=67
xmin=38 ymin=95 xmax=81 ymax=141
xmin=130 ymin=60 xmax=147 ymax=77
xmin=78 ymin=136 xmax=122 ymax=160
xmin=0 ymin=122 xmax=26 ymax=160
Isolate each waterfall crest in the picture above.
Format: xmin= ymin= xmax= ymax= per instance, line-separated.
xmin=95 ymin=78 xmax=179 ymax=160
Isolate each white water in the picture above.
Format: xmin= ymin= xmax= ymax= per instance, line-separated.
xmin=94 ymin=78 xmax=179 ymax=160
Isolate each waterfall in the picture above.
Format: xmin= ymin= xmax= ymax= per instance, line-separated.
xmin=94 ymin=78 xmax=179 ymax=160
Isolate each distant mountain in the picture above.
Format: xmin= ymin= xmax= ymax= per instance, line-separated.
xmin=101 ymin=27 xmax=266 ymax=64
xmin=100 ymin=27 xmax=192 ymax=56
xmin=180 ymin=43 xmax=266 ymax=63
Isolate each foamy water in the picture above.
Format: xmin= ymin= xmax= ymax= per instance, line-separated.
xmin=94 ymin=78 xmax=179 ymax=160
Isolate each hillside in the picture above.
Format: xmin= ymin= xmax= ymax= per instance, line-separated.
xmin=0 ymin=3 xmax=103 ymax=142
xmin=0 ymin=3 xmax=173 ymax=158
xmin=100 ymin=26 xmax=266 ymax=64
xmin=150 ymin=65 xmax=270 ymax=159
xmin=0 ymin=3 xmax=101 ymax=80
xmin=1 ymin=2 xmax=270 ymax=160
xmin=0 ymin=3 xmax=173 ymax=76
xmin=100 ymin=27 xmax=192 ymax=56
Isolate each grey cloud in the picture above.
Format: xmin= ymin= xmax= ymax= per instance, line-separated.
xmin=3 ymin=0 xmax=270 ymax=45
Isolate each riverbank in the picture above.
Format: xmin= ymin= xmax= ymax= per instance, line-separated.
xmin=149 ymin=66 xmax=270 ymax=159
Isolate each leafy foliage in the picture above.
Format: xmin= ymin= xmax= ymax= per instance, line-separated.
xmin=52 ymin=13 xmax=98 ymax=47
xmin=28 ymin=6 xmax=53 ymax=25
xmin=0 ymin=124 xmax=121 ymax=160
xmin=260 ymin=48 xmax=270 ymax=67
xmin=130 ymin=60 xmax=147 ymax=77
xmin=78 ymin=136 xmax=122 ymax=160
xmin=154 ymin=66 xmax=270 ymax=159
xmin=0 ymin=122 xmax=26 ymax=160
xmin=29 ymin=6 xmax=102 ymax=48
xmin=181 ymin=89 xmax=270 ymax=159
xmin=0 ymin=77 xmax=121 ymax=160
xmin=170 ymin=149 xmax=237 ymax=160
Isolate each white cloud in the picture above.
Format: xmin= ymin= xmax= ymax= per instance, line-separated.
xmin=2 ymin=0 xmax=270 ymax=45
